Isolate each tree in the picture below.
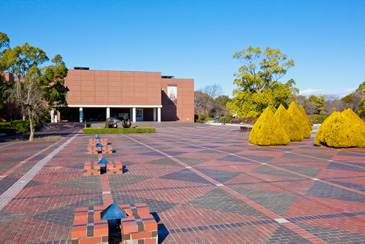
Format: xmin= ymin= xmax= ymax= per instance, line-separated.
xmin=341 ymin=86 xmax=364 ymax=114
xmin=227 ymin=46 xmax=298 ymax=118
xmin=357 ymin=81 xmax=365 ymax=118
xmin=0 ymin=32 xmax=11 ymax=114
xmin=200 ymin=84 xmax=223 ymax=98
xmin=194 ymin=90 xmax=214 ymax=116
xmin=308 ymin=95 xmax=325 ymax=114
xmin=1 ymin=33 xmax=68 ymax=139
xmin=213 ymin=95 xmax=232 ymax=117
xmin=1 ymin=43 xmax=48 ymax=121
xmin=40 ymin=54 xmax=68 ymax=109
xmin=324 ymin=95 xmax=344 ymax=114
xmin=1 ymin=43 xmax=48 ymax=81
xmin=7 ymin=67 xmax=46 ymax=141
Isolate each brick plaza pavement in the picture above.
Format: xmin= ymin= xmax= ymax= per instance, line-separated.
xmin=0 ymin=123 xmax=364 ymax=243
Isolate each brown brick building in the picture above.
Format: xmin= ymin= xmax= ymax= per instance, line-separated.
xmin=57 ymin=68 xmax=194 ymax=123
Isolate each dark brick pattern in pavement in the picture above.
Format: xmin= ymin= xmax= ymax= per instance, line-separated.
xmin=0 ymin=123 xmax=364 ymax=243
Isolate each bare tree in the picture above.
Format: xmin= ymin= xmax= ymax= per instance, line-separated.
xmin=7 ymin=67 xmax=46 ymax=141
xmin=200 ymin=84 xmax=223 ymax=99
xmin=324 ymin=95 xmax=345 ymax=114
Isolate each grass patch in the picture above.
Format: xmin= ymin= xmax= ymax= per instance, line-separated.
xmin=83 ymin=127 xmax=155 ymax=134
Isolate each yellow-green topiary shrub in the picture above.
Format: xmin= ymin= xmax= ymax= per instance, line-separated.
xmin=274 ymin=104 xmax=303 ymax=142
xmin=299 ymin=105 xmax=313 ymax=131
xmin=249 ymin=107 xmax=290 ymax=146
xmin=342 ymin=108 xmax=365 ymax=128
xmin=288 ymin=102 xmax=311 ymax=138
xmin=315 ymin=111 xmax=365 ymax=148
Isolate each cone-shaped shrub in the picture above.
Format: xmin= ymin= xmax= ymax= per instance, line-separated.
xmin=249 ymin=107 xmax=290 ymax=146
xmin=274 ymin=104 xmax=303 ymax=142
xmin=342 ymin=108 xmax=365 ymax=128
xmin=288 ymin=102 xmax=311 ymax=138
xmin=315 ymin=111 xmax=365 ymax=148
xmin=299 ymin=105 xmax=313 ymax=131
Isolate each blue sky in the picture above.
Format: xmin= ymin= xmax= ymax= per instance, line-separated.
xmin=1 ymin=0 xmax=364 ymax=98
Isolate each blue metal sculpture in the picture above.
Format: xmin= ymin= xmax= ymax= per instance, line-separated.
xmin=101 ymin=203 xmax=127 ymax=220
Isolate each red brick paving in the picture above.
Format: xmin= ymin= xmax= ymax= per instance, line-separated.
xmin=0 ymin=123 xmax=364 ymax=243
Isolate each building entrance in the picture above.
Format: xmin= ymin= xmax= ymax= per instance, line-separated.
xmin=130 ymin=109 xmax=143 ymax=121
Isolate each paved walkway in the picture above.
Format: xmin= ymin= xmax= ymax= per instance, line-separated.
xmin=0 ymin=123 xmax=364 ymax=243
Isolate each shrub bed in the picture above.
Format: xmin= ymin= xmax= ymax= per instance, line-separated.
xmin=308 ymin=114 xmax=327 ymax=124
xmin=83 ymin=127 xmax=155 ymax=134
xmin=0 ymin=120 xmax=37 ymax=134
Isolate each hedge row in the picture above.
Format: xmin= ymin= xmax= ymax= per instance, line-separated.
xmin=315 ymin=109 xmax=365 ymax=148
xmin=0 ymin=120 xmax=36 ymax=134
xmin=249 ymin=102 xmax=312 ymax=146
xmin=82 ymin=127 xmax=155 ymax=134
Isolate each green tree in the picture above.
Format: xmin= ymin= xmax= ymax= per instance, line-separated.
xmin=213 ymin=95 xmax=232 ymax=117
xmin=194 ymin=90 xmax=214 ymax=116
xmin=308 ymin=95 xmax=325 ymax=114
xmin=227 ymin=46 xmax=298 ymax=118
xmin=0 ymin=32 xmax=11 ymax=112
xmin=40 ymin=54 xmax=68 ymax=109
xmin=1 ymin=43 xmax=48 ymax=121
xmin=1 ymin=42 xmax=48 ymax=81
xmin=357 ymin=81 xmax=365 ymax=118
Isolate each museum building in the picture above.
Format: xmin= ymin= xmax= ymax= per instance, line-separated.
xmin=55 ymin=68 xmax=194 ymax=123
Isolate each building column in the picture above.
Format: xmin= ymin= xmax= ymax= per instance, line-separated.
xmin=157 ymin=107 xmax=161 ymax=122
xmin=79 ymin=107 xmax=83 ymax=123
xmin=132 ymin=107 xmax=136 ymax=122
xmin=153 ymin=108 xmax=157 ymax=122
xmin=57 ymin=111 xmax=60 ymax=122
xmin=51 ymin=109 xmax=55 ymax=123
xmin=106 ymin=107 xmax=110 ymax=119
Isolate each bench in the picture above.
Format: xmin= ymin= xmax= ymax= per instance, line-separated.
xmin=240 ymin=126 xmax=252 ymax=132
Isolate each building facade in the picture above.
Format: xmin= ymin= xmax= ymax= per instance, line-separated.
xmin=58 ymin=68 xmax=194 ymax=123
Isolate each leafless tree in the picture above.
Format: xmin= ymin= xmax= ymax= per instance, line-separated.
xmin=200 ymin=84 xmax=223 ymax=99
xmin=7 ymin=67 xmax=46 ymax=141
xmin=324 ymin=95 xmax=345 ymax=114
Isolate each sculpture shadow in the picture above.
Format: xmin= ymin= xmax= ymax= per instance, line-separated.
xmin=158 ymin=224 xmax=169 ymax=244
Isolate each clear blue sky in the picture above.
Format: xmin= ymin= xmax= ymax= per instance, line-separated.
xmin=2 ymin=0 xmax=364 ymax=97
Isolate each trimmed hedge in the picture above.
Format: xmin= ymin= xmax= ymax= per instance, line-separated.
xmin=315 ymin=111 xmax=365 ymax=148
xmin=299 ymin=105 xmax=313 ymax=130
xmin=288 ymin=102 xmax=311 ymax=138
xmin=249 ymin=107 xmax=290 ymax=146
xmin=0 ymin=120 xmax=36 ymax=134
xmin=342 ymin=108 xmax=365 ymax=128
xmin=83 ymin=127 xmax=155 ymax=134
xmin=274 ymin=104 xmax=303 ymax=142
